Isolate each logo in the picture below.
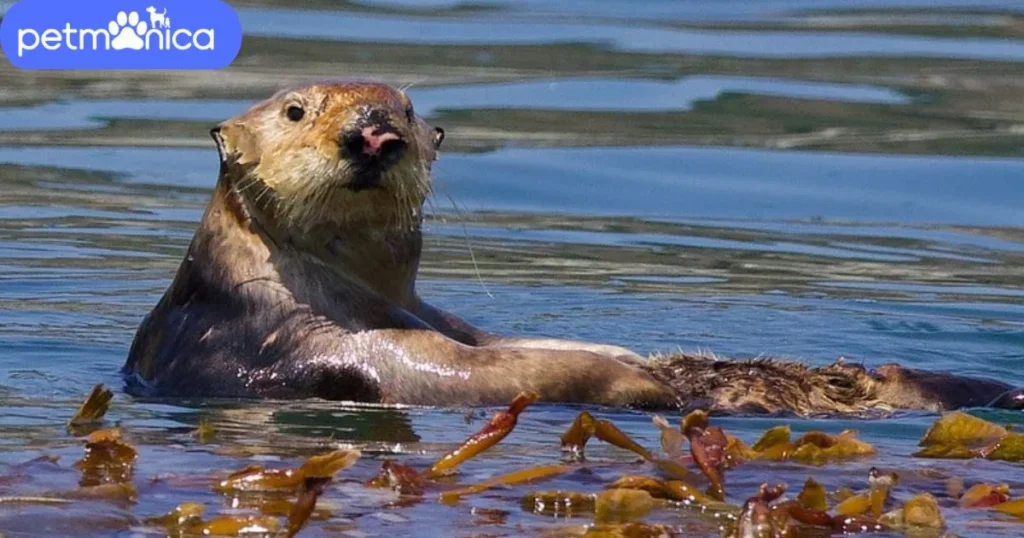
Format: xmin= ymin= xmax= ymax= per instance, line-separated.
xmin=1 ymin=0 xmax=242 ymax=70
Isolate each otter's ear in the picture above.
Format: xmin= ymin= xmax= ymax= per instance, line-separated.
xmin=210 ymin=120 xmax=258 ymax=166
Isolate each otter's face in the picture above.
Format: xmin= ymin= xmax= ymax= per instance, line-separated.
xmin=211 ymin=82 xmax=444 ymax=230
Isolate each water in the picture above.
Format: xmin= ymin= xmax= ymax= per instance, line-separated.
xmin=1 ymin=0 xmax=1024 ymax=536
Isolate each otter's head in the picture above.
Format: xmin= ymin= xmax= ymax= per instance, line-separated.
xmin=211 ymin=82 xmax=444 ymax=233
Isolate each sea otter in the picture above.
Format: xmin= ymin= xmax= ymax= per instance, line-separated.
xmin=123 ymin=81 xmax=1020 ymax=416
xmin=123 ymin=81 xmax=673 ymax=408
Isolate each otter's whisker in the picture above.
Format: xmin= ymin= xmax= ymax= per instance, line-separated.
xmin=432 ymin=172 xmax=493 ymax=300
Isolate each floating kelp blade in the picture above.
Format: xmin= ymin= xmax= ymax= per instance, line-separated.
xmin=681 ymin=410 xmax=727 ymax=501
xmin=651 ymin=415 xmax=684 ymax=459
xmin=286 ymin=476 xmax=332 ymax=538
xmin=959 ymin=483 xmax=1010 ymax=509
xmin=562 ymin=411 xmax=653 ymax=461
xmin=732 ymin=424 xmax=875 ymax=465
xmin=594 ymin=488 xmax=657 ymax=523
xmin=522 ymin=490 xmax=597 ymax=517
xmin=215 ymin=449 xmax=359 ymax=493
xmin=797 ymin=477 xmax=827 ymax=512
xmin=915 ymin=412 xmax=1024 ymax=462
xmin=729 ymin=483 xmax=785 ymax=538
xmin=367 ymin=460 xmax=428 ymax=496
xmin=562 ymin=411 xmax=687 ymax=482
xmin=439 ymin=464 xmax=571 ymax=503
xmin=428 ymin=391 xmax=538 ymax=477
xmin=994 ymin=498 xmax=1024 ymax=519
xmin=68 ymin=384 xmax=113 ymax=430
xmin=607 ymin=475 xmax=720 ymax=508
xmin=880 ymin=493 xmax=945 ymax=530
xmin=74 ymin=428 xmax=137 ymax=486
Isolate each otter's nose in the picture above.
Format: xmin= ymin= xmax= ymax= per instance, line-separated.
xmin=341 ymin=125 xmax=407 ymax=166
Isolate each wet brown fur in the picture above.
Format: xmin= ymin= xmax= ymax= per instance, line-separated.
xmin=643 ymin=352 xmax=1015 ymax=417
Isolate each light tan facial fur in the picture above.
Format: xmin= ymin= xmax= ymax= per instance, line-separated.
xmin=212 ymin=82 xmax=441 ymax=235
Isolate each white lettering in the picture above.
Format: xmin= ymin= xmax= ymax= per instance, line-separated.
xmin=17 ymin=29 xmax=39 ymax=57
xmin=40 ymin=29 xmax=61 ymax=50
xmin=78 ymin=29 xmax=110 ymax=51
xmin=171 ymin=29 xmax=190 ymax=49
xmin=15 ymin=13 xmax=215 ymax=55
xmin=145 ymin=28 xmax=164 ymax=50
xmin=193 ymin=29 xmax=214 ymax=50
xmin=61 ymin=23 xmax=77 ymax=51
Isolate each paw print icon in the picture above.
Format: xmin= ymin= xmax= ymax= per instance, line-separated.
xmin=109 ymin=11 xmax=148 ymax=51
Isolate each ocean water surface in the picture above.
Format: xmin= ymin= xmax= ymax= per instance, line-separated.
xmin=0 ymin=0 xmax=1023 ymax=536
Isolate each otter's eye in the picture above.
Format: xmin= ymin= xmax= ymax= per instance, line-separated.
xmin=433 ymin=127 xmax=445 ymax=149
xmin=405 ymin=105 xmax=415 ymax=123
xmin=285 ymin=105 xmax=305 ymax=122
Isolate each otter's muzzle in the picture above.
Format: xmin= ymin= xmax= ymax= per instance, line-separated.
xmin=340 ymin=109 xmax=408 ymax=191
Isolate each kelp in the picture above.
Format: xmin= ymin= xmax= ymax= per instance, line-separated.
xmin=915 ymin=411 xmax=1024 ymax=462
xmin=146 ymin=477 xmax=329 ymax=536
xmin=722 ymin=474 xmax=899 ymax=536
xmin=562 ymin=411 xmax=653 ymax=461
xmin=60 ymin=483 xmax=137 ymax=503
xmin=919 ymin=412 xmax=1007 ymax=448
xmin=67 ymin=384 xmax=113 ymax=432
xmin=734 ymin=425 xmax=876 ymax=465
xmin=73 ymin=428 xmax=137 ymax=487
xmin=522 ymin=490 xmax=597 ymax=517
xmin=285 ymin=476 xmax=331 ymax=538
xmin=439 ymin=464 xmax=572 ymax=503
xmin=994 ymin=498 xmax=1024 ymax=519
xmin=146 ymin=501 xmax=205 ymax=529
xmin=427 ymin=391 xmax=538 ymax=477
xmin=562 ymin=411 xmax=689 ymax=481
xmin=681 ymin=410 xmax=728 ymax=500
xmin=796 ymin=477 xmax=827 ymax=512
xmin=958 ymin=483 xmax=1010 ymax=509
xmin=197 ymin=514 xmax=283 ymax=535
xmin=14 ymin=383 xmax=1024 ymax=537
xmin=880 ymin=493 xmax=945 ymax=530
xmin=651 ymin=415 xmax=685 ymax=459
xmin=606 ymin=475 xmax=720 ymax=508
xmin=367 ymin=392 xmax=545 ymax=500
xmin=366 ymin=460 xmax=428 ymax=496
xmin=214 ymin=450 xmax=360 ymax=494
xmin=594 ymin=488 xmax=657 ymax=523
xmin=834 ymin=468 xmax=896 ymax=521
xmin=728 ymin=483 xmax=786 ymax=538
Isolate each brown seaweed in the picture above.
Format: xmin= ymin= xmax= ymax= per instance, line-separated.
xmin=915 ymin=412 xmax=1024 ymax=462
xmin=67 ymin=384 xmax=113 ymax=433
xmin=734 ymin=425 xmax=876 ymax=465
xmin=651 ymin=415 xmax=685 ymax=459
xmin=428 ymin=391 xmax=538 ymax=477
xmin=562 ymin=411 xmax=688 ymax=481
xmin=593 ymin=488 xmax=657 ymax=524
xmin=366 ymin=460 xmax=428 ymax=496
xmin=285 ymin=476 xmax=332 ymax=538
xmin=522 ymin=490 xmax=597 ymax=517
xmin=214 ymin=449 xmax=359 ymax=494
xmin=439 ymin=464 xmax=572 ymax=503
xmin=681 ymin=410 xmax=728 ymax=501
xmin=73 ymin=428 xmax=137 ymax=487
xmin=958 ymin=483 xmax=1010 ymax=509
